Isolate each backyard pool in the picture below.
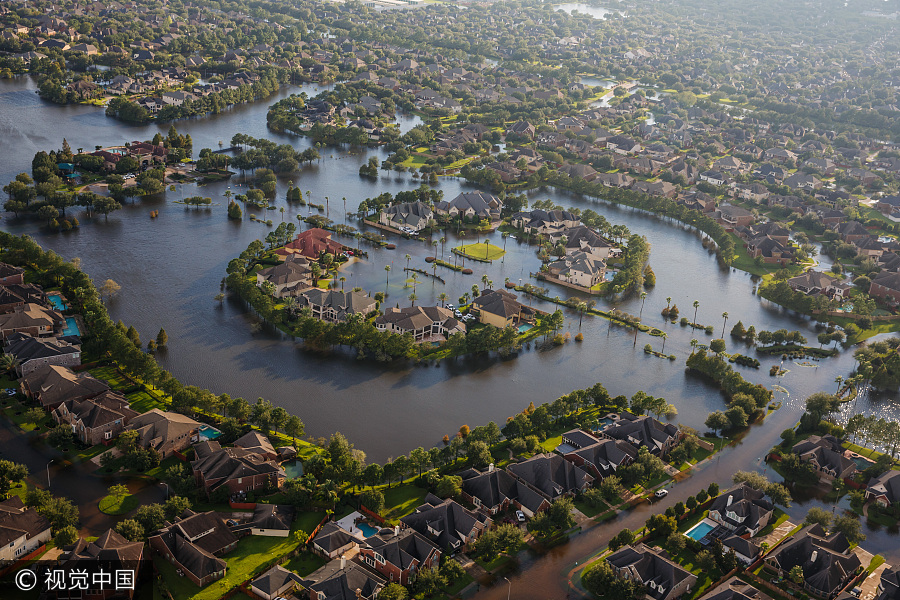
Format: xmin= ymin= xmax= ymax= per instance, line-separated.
xmin=684 ymin=519 xmax=716 ymax=541
xmin=61 ymin=317 xmax=80 ymax=337
xmin=282 ymin=460 xmax=304 ymax=478
xmin=198 ymin=424 xmax=222 ymax=440
xmin=357 ymin=521 xmax=379 ymax=538
xmin=518 ymin=324 xmax=533 ymax=333
xmin=47 ymin=293 xmax=68 ymax=311
xmin=849 ymin=455 xmax=874 ymax=470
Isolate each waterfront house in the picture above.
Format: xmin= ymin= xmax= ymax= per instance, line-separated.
xmin=878 ymin=567 xmax=900 ymax=600
xmin=126 ymin=408 xmax=200 ymax=458
xmin=191 ymin=440 xmax=286 ymax=498
xmin=0 ymin=496 xmax=51 ymax=564
xmin=701 ymin=576 xmax=775 ymax=600
xmin=596 ymin=172 xmax=635 ymax=189
xmin=746 ymin=235 xmax=794 ymax=265
xmin=434 ymin=192 xmax=502 ymax=222
xmin=553 ymin=225 xmax=620 ymax=261
xmin=379 ymin=201 xmax=434 ymax=233
xmin=298 ymin=289 xmax=378 ymax=323
xmin=52 ymin=390 xmax=139 ymax=446
xmin=458 ymin=466 xmax=551 ymax=517
xmin=470 ymin=289 xmax=535 ymax=328
xmin=707 ymin=483 xmax=774 ymax=536
xmin=0 ymin=303 xmax=63 ymax=339
xmin=256 ymin=254 xmax=313 ymax=298
xmin=276 ymin=229 xmax=346 ymax=259
xmin=559 ymin=431 xmax=637 ymax=480
xmin=715 ymin=205 xmax=756 ymax=229
xmin=62 ymin=529 xmax=144 ymax=599
xmin=507 ymin=453 xmax=594 ymax=499
xmin=791 ymin=435 xmax=857 ymax=481
xmin=251 ymin=565 xmax=302 ymax=600
xmin=833 ymin=221 xmax=871 ymax=243
xmin=865 ymin=470 xmax=900 ymax=507
xmin=786 ymin=271 xmax=849 ymax=299
xmin=374 ymin=306 xmax=465 ymax=342
xmin=149 ymin=510 xmax=234 ymax=587
xmin=597 ymin=413 xmax=681 ymax=456
xmin=4 ymin=333 xmax=81 ymax=376
xmin=547 ymin=251 xmax=607 ymax=288
xmin=400 ymin=494 xmax=491 ymax=552
xmin=300 ymin=557 xmax=385 ymax=600
xmin=766 ymin=524 xmax=861 ymax=599
xmin=511 ymin=209 xmax=581 ymax=236
xmin=21 ymin=365 xmax=110 ymax=410
xmin=606 ymin=543 xmax=697 ymax=600
xmin=358 ymin=528 xmax=441 ymax=585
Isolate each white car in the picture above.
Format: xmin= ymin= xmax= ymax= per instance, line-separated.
xmin=654 ymin=489 xmax=668 ymax=499
xmin=515 ymin=510 xmax=526 ymax=522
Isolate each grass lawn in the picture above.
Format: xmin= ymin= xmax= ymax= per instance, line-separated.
xmin=98 ymin=493 xmax=139 ymax=515
xmin=295 ymin=511 xmax=327 ymax=534
xmin=843 ymin=441 xmax=896 ymax=463
xmin=453 ymin=242 xmax=505 ymax=261
xmin=380 ymin=482 xmax=429 ymax=522
xmin=282 ymin=551 xmax=327 ymax=577
xmin=74 ymin=443 xmax=110 ymax=463
xmin=475 ymin=552 xmax=514 ymax=572
xmin=125 ymin=388 xmax=165 ymax=413
xmin=573 ymin=498 xmax=609 ymax=518
xmin=156 ymin=523 xmax=307 ymax=600
xmin=88 ymin=366 xmax=131 ymax=390
xmin=540 ymin=434 xmax=562 ymax=453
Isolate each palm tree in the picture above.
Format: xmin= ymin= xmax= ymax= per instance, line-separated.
xmin=409 ymin=293 xmax=417 ymax=307
xmin=639 ymin=291 xmax=648 ymax=320
xmin=576 ymin=301 xmax=588 ymax=329
xmin=835 ymin=375 xmax=844 ymax=394
xmin=440 ymin=237 xmax=446 ymax=260
xmin=721 ymin=312 xmax=729 ymax=338
xmin=690 ymin=338 xmax=698 ymax=354
xmin=431 ymin=240 xmax=438 ymax=257
xmin=462 ymin=292 xmax=470 ymax=305
xmin=481 ymin=274 xmax=489 ymax=289
xmin=280 ymin=207 xmax=285 ymax=222
xmin=501 ymin=231 xmax=509 ymax=263
xmin=384 ymin=264 xmax=391 ymax=294
xmin=405 ymin=254 xmax=411 ymax=270
xmin=438 ymin=292 xmax=448 ymax=307
xmin=666 ymin=296 xmax=672 ymax=311
xmin=692 ymin=300 xmax=700 ymax=330
xmin=660 ymin=331 xmax=668 ymax=354
xmin=0 ymin=354 xmax=18 ymax=376
xmin=339 ymin=276 xmax=346 ymax=290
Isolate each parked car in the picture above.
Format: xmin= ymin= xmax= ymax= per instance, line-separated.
xmin=654 ymin=489 xmax=668 ymax=499
xmin=515 ymin=510 xmax=526 ymax=523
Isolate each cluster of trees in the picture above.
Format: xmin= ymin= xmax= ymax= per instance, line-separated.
xmin=688 ymin=349 xmax=773 ymax=431
xmin=853 ymin=338 xmax=900 ymax=390
xmin=229 ymin=134 xmax=319 ymax=174
xmin=732 ymin=471 xmax=792 ymax=507
xmin=802 ymin=506 xmax=866 ymax=544
xmin=357 ymin=186 xmax=444 ymax=216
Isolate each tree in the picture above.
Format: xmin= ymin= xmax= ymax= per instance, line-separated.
xmin=54 ymin=525 xmax=79 ymax=547
xmin=441 ymin=559 xmax=466 ymax=584
xmin=378 ymin=584 xmax=408 ymax=600
xmin=157 ymin=328 xmax=168 ymax=348
xmin=697 ymin=550 xmax=717 ymax=573
xmin=804 ymin=392 xmax=840 ymax=427
xmin=436 ymin=475 xmax=462 ymax=498
xmin=412 ymin=567 xmax=446 ymax=597
xmin=804 ymin=507 xmax=833 ymax=529
xmin=710 ymin=338 xmax=726 ymax=354
xmin=609 ymin=528 xmax=636 ymax=551
xmin=134 ymin=503 xmax=166 ymax=533
xmin=359 ymin=489 xmax=385 ymax=513
xmin=789 ymin=565 xmax=805 ymax=584
xmin=832 ymin=514 xmax=866 ymax=544
xmin=285 ymin=415 xmax=305 ymax=446
xmin=705 ymin=411 xmax=730 ymax=436
xmin=115 ymin=519 xmax=144 ymax=542
xmin=582 ymin=560 xmax=644 ymax=600
xmin=0 ymin=460 xmax=28 ymax=495
xmin=646 ymin=514 xmax=678 ymax=538
xmin=108 ymin=483 xmax=129 ymax=501
xmin=99 ymin=279 xmax=121 ymax=302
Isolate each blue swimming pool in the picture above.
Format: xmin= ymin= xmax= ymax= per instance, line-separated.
xmin=198 ymin=424 xmax=222 ymax=440
xmin=685 ymin=521 xmax=715 ymax=541
xmin=357 ymin=521 xmax=379 ymax=538
xmin=61 ymin=317 xmax=80 ymax=337
xmin=282 ymin=460 xmax=304 ymax=478
xmin=518 ymin=324 xmax=532 ymax=333
xmin=47 ymin=293 xmax=68 ymax=311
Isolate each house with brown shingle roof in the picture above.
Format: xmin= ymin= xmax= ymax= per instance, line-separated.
xmin=62 ymin=529 xmax=144 ymax=599
xmin=126 ymin=408 xmax=200 ymax=458
xmin=52 ymin=390 xmax=139 ymax=446
xmin=0 ymin=496 xmax=51 ymax=563
xmin=148 ymin=510 xmax=233 ymax=587
xmin=0 ymin=303 xmax=63 ymax=339
xmin=191 ymin=440 xmax=285 ymax=497
xmin=21 ymin=365 xmax=110 ymax=410
xmin=470 ymin=289 xmax=535 ymax=328
xmin=374 ymin=306 xmax=465 ymax=342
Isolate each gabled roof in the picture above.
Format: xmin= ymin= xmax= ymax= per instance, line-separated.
xmin=709 ymin=483 xmax=774 ymax=531
xmin=867 ymin=470 xmax=900 ymax=504
xmin=363 ymin=529 xmax=440 ymax=570
xmin=607 ymin=543 xmax=696 ymax=600
xmin=252 ymin=565 xmax=301 ymax=595
xmin=601 ymin=414 xmax=679 ymax=454
xmin=507 ymin=453 xmax=593 ymax=499
xmin=127 ymin=409 xmax=199 ymax=453
xmin=192 ymin=443 xmax=285 ymax=491
xmin=400 ymin=496 xmax=485 ymax=549
xmin=302 ymin=560 xmax=385 ymax=600
xmin=313 ymin=522 xmax=358 ymax=553
xmin=0 ymin=496 xmax=50 ymax=547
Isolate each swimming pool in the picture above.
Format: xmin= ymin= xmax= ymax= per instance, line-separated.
xmin=684 ymin=520 xmax=715 ymax=541
xmin=357 ymin=521 xmax=379 ymax=538
xmin=198 ymin=424 xmax=222 ymax=440
xmin=282 ymin=460 xmax=304 ymax=478
xmin=61 ymin=317 xmax=80 ymax=337
xmin=518 ymin=324 xmax=533 ymax=333
xmin=47 ymin=293 xmax=68 ymax=311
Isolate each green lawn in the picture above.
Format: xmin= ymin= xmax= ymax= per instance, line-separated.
xmin=754 ymin=508 xmax=789 ymax=540
xmin=453 ymin=242 xmax=505 ymax=261
xmin=282 ymin=551 xmax=327 ymax=577
xmin=88 ymin=366 xmax=131 ymax=390
xmin=540 ymin=434 xmax=562 ymax=453
xmin=573 ymin=497 xmax=609 ymax=518
xmin=295 ymin=511 xmax=327 ymax=534
xmin=380 ymin=482 xmax=429 ymax=522
xmin=98 ymin=493 xmax=139 ymax=515
xmin=156 ymin=523 xmax=307 ymax=600
xmin=125 ymin=388 xmax=165 ymax=413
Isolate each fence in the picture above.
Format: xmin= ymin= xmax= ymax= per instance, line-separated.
xmin=230 ymin=501 xmax=258 ymax=510
xmin=359 ymin=504 xmax=388 ymax=525
xmin=306 ymin=513 xmax=331 ymax=545
xmin=0 ymin=543 xmax=46 ymax=577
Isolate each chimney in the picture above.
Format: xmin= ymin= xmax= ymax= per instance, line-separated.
xmin=488 ymin=463 xmax=494 ymax=472
xmin=810 ymin=550 xmax=818 ymax=563
xmin=726 ymin=495 xmax=733 ymax=507
xmin=394 ymin=526 xmax=400 ymax=537
xmin=355 ymin=589 xmax=363 ymax=600
xmin=340 ymin=556 xmax=346 ymax=570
